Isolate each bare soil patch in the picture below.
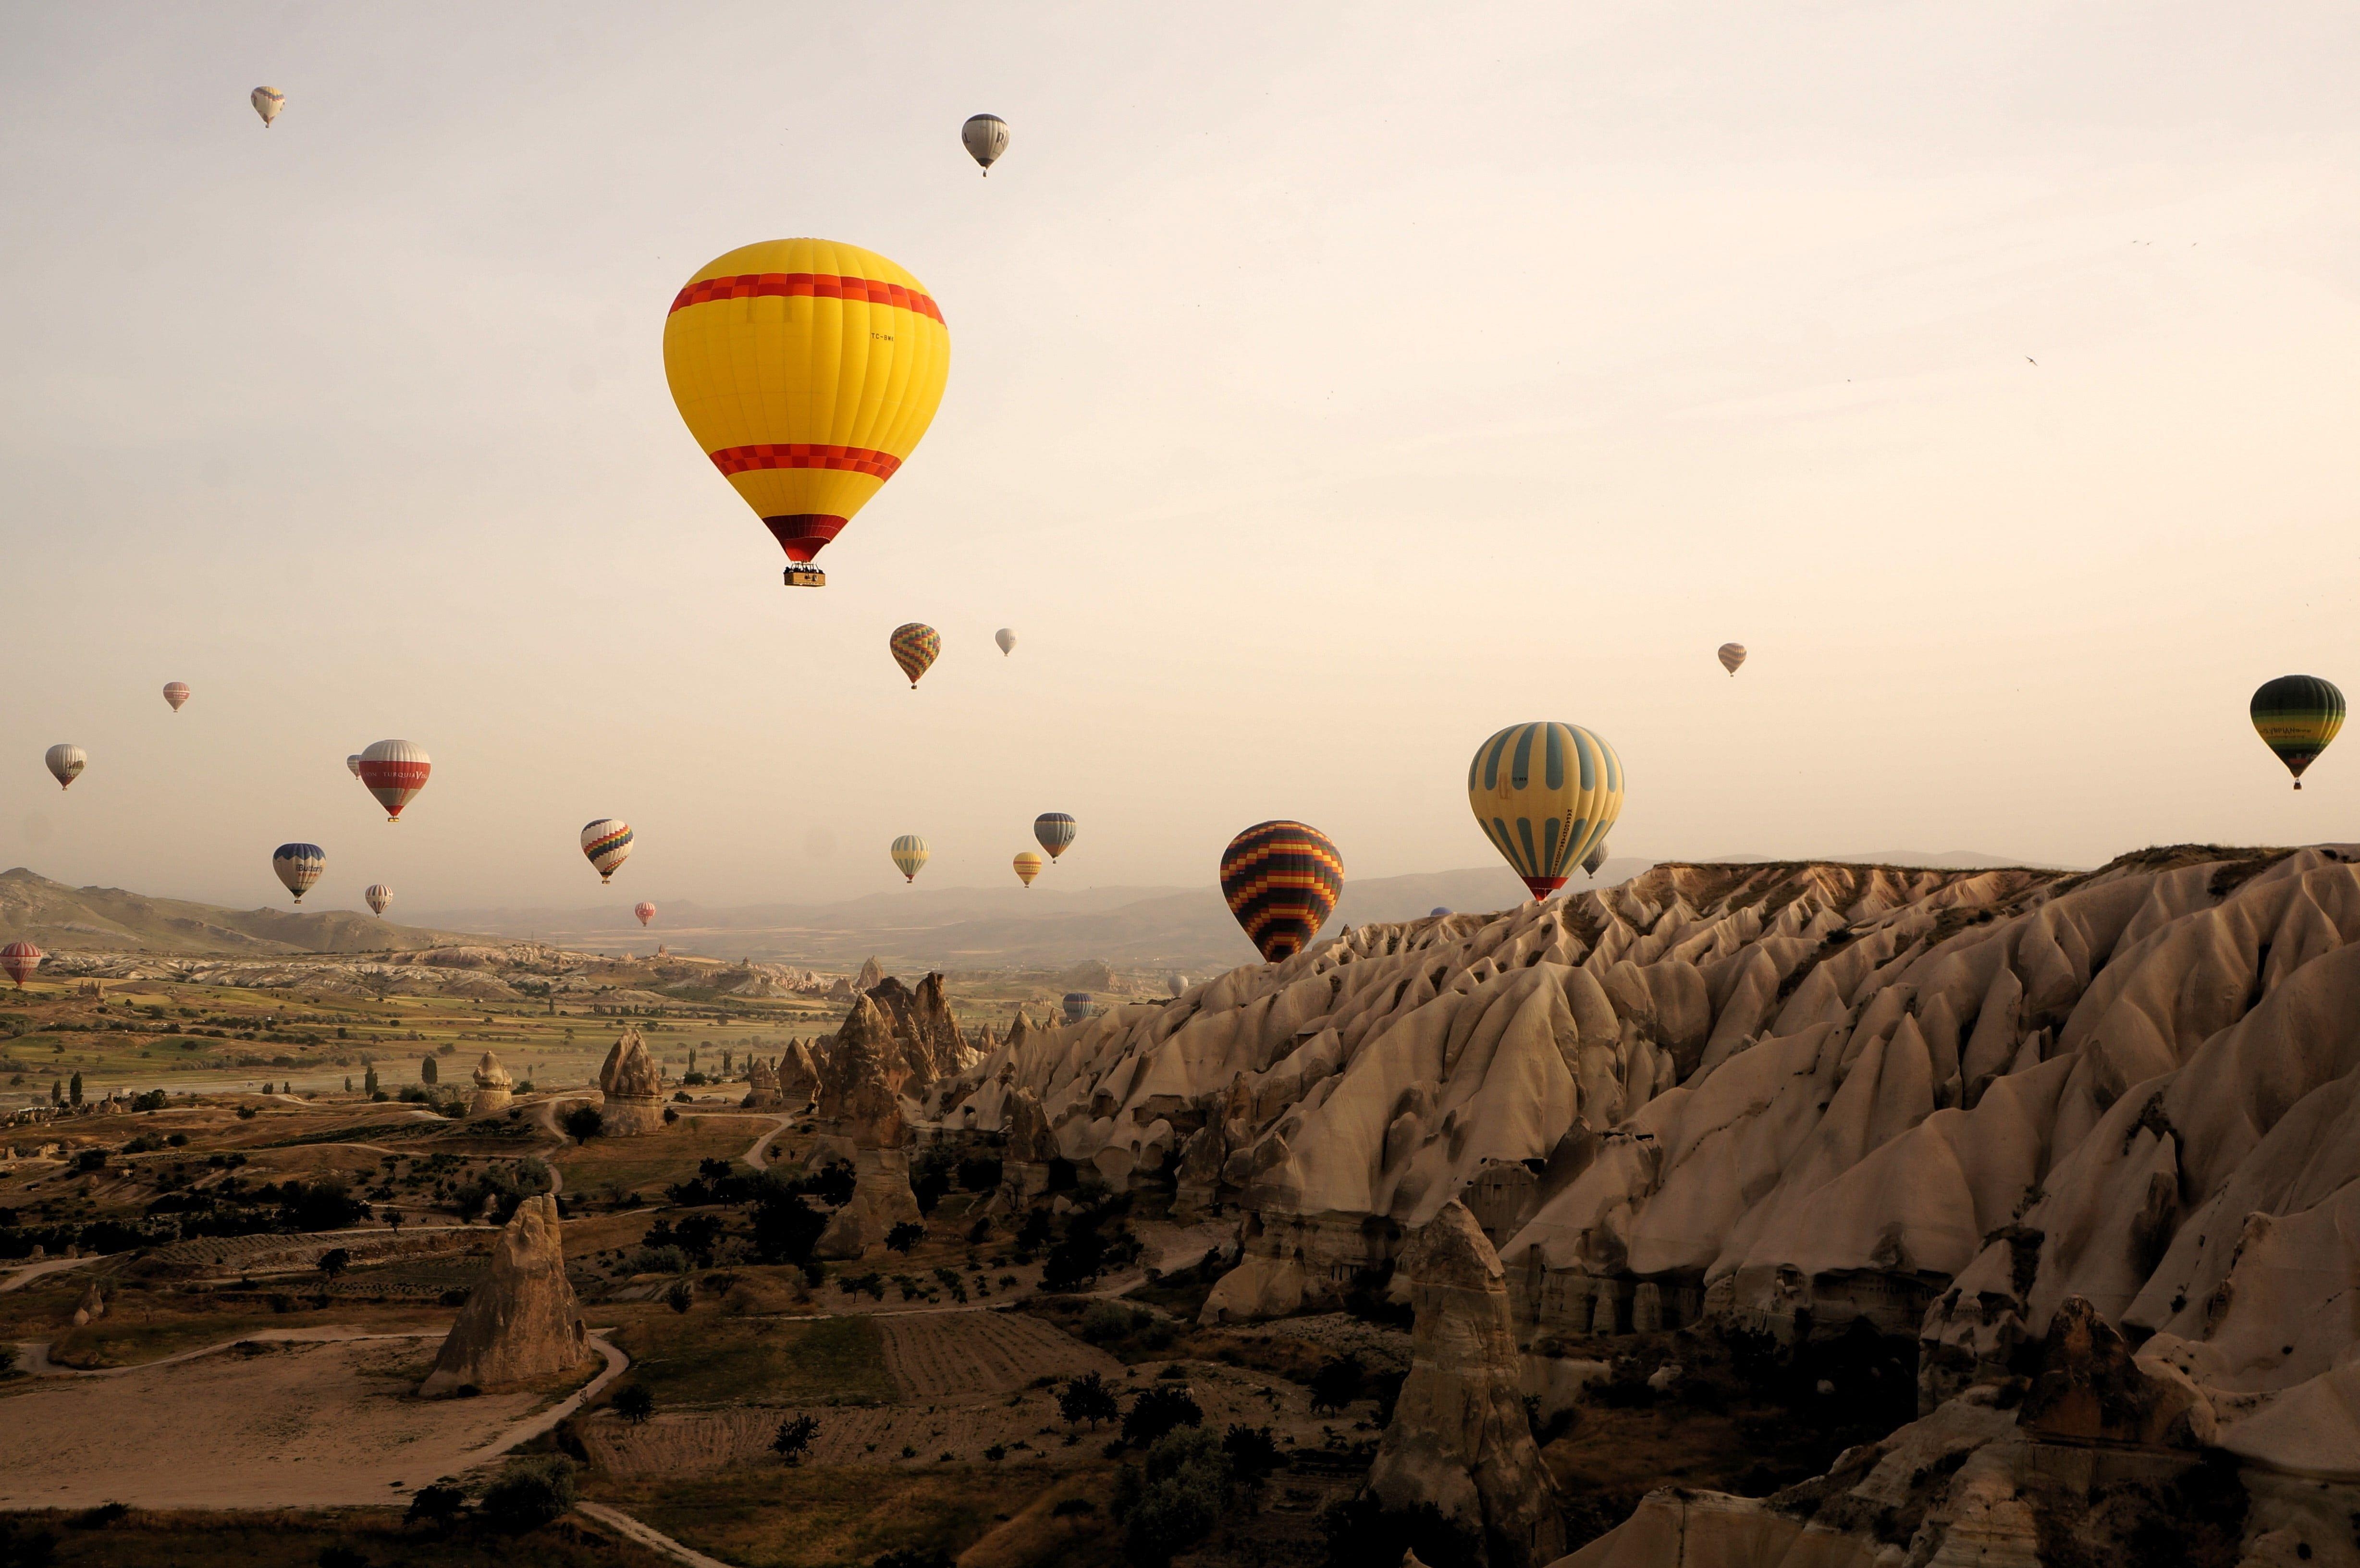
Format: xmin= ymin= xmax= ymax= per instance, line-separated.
xmin=876 ymin=1310 xmax=1119 ymax=1401
xmin=0 ymin=1334 xmax=591 ymax=1509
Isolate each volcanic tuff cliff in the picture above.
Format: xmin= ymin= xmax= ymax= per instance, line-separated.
xmin=928 ymin=846 xmax=2360 ymax=1486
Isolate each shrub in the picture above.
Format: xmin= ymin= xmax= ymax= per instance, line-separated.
xmin=1122 ymin=1384 xmax=1203 ymax=1446
xmin=1051 ymin=1496 xmax=1097 ymax=1524
xmin=1223 ymin=1423 xmax=1283 ymax=1484
xmin=478 ymin=1455 xmax=577 ymax=1533
xmin=1058 ymin=1372 xmax=1121 ymax=1430
xmin=0 ymin=1518 xmax=59 ymax=1564
xmin=1079 ymin=1302 xmax=1143 ymax=1345
xmin=1307 ymin=1354 xmax=1365 ymax=1415
xmin=871 ymin=1550 xmax=953 ymax=1568
xmin=772 ymin=1413 xmax=819 ymax=1463
xmin=562 ymin=1106 xmax=603 ymax=1143
xmin=1319 ymin=1496 xmax=1481 ymax=1568
xmin=1114 ymin=1426 xmax=1230 ymax=1567
xmin=664 ymin=1278 xmax=694 ymax=1314
xmin=613 ymin=1384 xmax=654 ymax=1424
xmin=317 ymin=1247 xmax=351 ymax=1280
xmin=884 ymin=1221 xmax=925 ymax=1254
xmin=71 ymin=1502 xmax=129 ymax=1530
xmin=404 ymin=1483 xmax=466 ymax=1529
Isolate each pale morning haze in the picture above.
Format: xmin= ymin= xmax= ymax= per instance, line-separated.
xmin=1 ymin=1 xmax=2355 ymax=915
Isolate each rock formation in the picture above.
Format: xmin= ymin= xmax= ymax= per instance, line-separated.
xmin=777 ymin=1038 xmax=819 ymax=1102
xmin=597 ymin=1025 xmax=664 ymax=1135
xmin=862 ymin=972 xmax=977 ymax=1087
xmin=418 ymin=1194 xmax=594 ymax=1396
xmin=854 ymin=955 xmax=885 ymax=992
xmin=1558 ymin=1293 xmax=2316 ymax=1567
xmin=813 ymin=994 xmax=922 ymax=1259
xmin=911 ymin=845 xmax=2360 ymax=1547
xmin=468 ymin=1050 xmax=514 ymax=1115
xmin=1366 ymin=1201 xmax=1563 ymax=1568
xmin=70 ymin=1282 xmax=105 ymax=1326
xmin=743 ymin=1054 xmax=783 ymax=1109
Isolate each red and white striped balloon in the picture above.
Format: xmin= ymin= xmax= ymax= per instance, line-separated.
xmin=357 ymin=739 xmax=430 ymax=821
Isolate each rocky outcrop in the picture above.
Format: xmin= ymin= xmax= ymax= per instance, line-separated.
xmin=70 ymin=1283 xmax=105 ymax=1326
xmin=813 ymin=995 xmax=922 ymax=1259
xmin=1366 ymin=1201 xmax=1563 ymax=1568
xmin=418 ymin=1194 xmax=593 ymax=1396
xmin=854 ymin=956 xmax=885 ymax=992
xmin=778 ymin=1038 xmax=819 ymax=1102
xmin=468 ymin=1050 xmax=514 ymax=1116
xmin=743 ymin=1055 xmax=783 ymax=1109
xmin=862 ymin=972 xmax=978 ymax=1088
xmin=597 ymin=1026 xmax=664 ymax=1135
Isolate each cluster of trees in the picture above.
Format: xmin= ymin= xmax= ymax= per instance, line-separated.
xmin=1020 ymin=1182 xmax=1144 ymax=1291
xmin=909 ymin=1146 xmax=1002 ymax=1213
xmin=401 ymin=1455 xmax=578 ymax=1537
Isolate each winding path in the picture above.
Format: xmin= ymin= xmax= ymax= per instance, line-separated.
xmin=0 ymin=1252 xmax=109 ymax=1294
xmin=576 ymin=1502 xmax=738 ymax=1568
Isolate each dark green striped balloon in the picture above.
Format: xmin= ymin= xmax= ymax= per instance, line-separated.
xmin=2251 ymin=675 xmax=2345 ymax=790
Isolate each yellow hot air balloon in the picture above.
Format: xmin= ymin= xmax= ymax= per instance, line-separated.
xmin=891 ymin=834 xmax=930 ymax=883
xmin=663 ymin=239 xmax=951 ymax=588
xmin=1468 ymin=722 xmax=1623 ymax=900
xmin=1013 ymin=851 xmax=1043 ymax=887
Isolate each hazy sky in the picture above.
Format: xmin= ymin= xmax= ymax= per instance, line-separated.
xmin=2 ymin=2 xmax=2357 ymax=915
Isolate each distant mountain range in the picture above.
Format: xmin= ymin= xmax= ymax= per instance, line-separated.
xmin=0 ymin=848 xmax=2068 ymax=968
xmin=0 ymin=867 xmax=474 ymax=956
xmin=416 ymin=858 xmax=1668 ymax=970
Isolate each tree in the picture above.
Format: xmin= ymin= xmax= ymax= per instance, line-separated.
xmin=68 ymin=1072 xmax=82 ymax=1107
xmin=49 ymin=1078 xmax=61 ymax=1105
xmin=363 ymin=1066 xmax=380 ymax=1096
xmin=404 ymin=1483 xmax=466 ymax=1530
xmin=664 ymin=1278 xmax=693 ymax=1314
xmin=317 ymin=1248 xmax=351 ymax=1282
xmin=562 ymin=1106 xmax=603 ymax=1143
xmin=1308 ymin=1355 xmax=1365 ymax=1415
xmin=420 ymin=1055 xmax=438 ymax=1085
xmin=770 ymin=1413 xmax=818 ymax=1464
xmin=1122 ymin=1384 xmax=1203 ymax=1447
xmin=751 ymin=1186 xmax=825 ymax=1266
xmin=1058 ymin=1372 xmax=1121 ymax=1431
xmin=478 ymin=1455 xmax=576 ymax=1533
xmin=1114 ymin=1426 xmax=1231 ymax=1568
xmin=884 ymin=1221 xmax=925 ymax=1254
xmin=612 ymin=1384 xmax=654 ymax=1425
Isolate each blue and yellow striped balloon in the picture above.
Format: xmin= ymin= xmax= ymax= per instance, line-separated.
xmin=1468 ymin=722 xmax=1622 ymax=900
xmin=891 ymin=833 xmax=930 ymax=882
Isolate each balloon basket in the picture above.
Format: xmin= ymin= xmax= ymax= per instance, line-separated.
xmin=784 ymin=566 xmax=826 ymax=588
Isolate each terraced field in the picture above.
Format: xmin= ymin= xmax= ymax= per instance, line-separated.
xmin=875 ymin=1309 xmax=1119 ymax=1400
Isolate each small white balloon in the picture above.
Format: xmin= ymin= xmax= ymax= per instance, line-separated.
xmin=995 ymin=627 xmax=1017 ymax=656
